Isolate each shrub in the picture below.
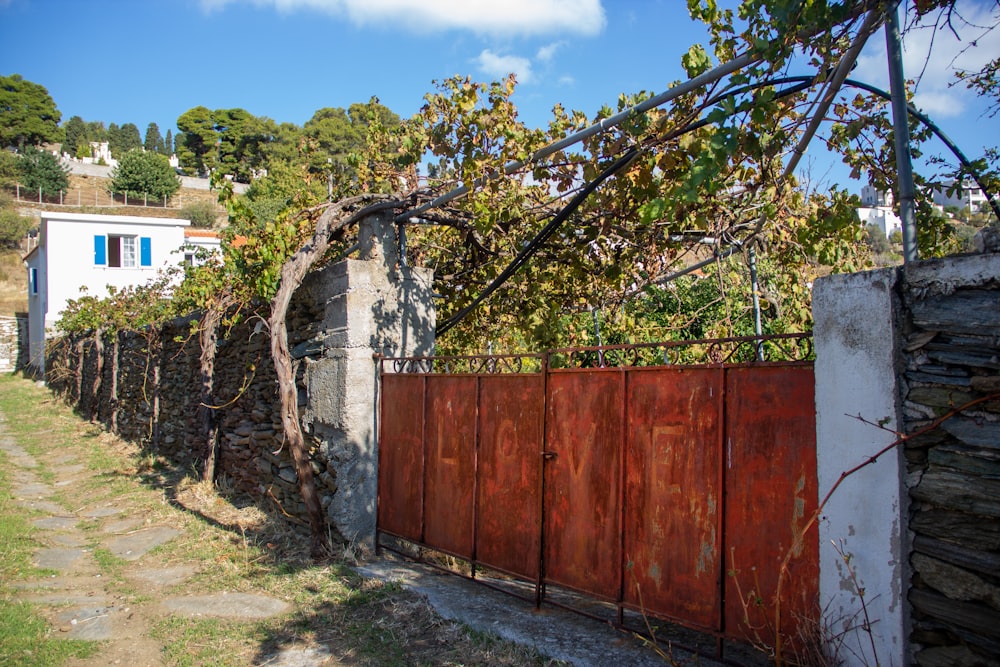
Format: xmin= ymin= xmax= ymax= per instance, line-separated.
xmin=181 ymin=200 xmax=221 ymax=228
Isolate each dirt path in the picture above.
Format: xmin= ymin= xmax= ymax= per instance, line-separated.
xmin=3 ymin=428 xmax=300 ymax=666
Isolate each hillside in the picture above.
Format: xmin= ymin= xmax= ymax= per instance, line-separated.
xmin=0 ymin=249 xmax=27 ymax=316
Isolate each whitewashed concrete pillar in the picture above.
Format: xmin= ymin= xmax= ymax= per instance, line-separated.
xmin=298 ymin=211 xmax=434 ymax=546
xmin=813 ymin=268 xmax=910 ymax=666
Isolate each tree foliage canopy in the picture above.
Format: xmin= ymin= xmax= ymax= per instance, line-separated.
xmin=17 ymin=147 xmax=69 ymax=195
xmin=0 ymin=74 xmax=62 ymax=150
xmin=109 ymin=149 xmax=181 ymax=201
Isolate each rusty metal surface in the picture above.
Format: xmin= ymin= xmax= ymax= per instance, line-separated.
xmin=543 ymin=370 xmax=624 ymax=600
xmin=423 ymin=376 xmax=478 ymax=558
xmin=623 ymin=368 xmax=724 ymax=631
xmin=723 ymin=366 xmax=819 ymax=648
xmin=378 ymin=341 xmax=820 ymax=655
xmin=476 ymin=375 xmax=545 ymax=578
xmin=377 ymin=374 xmax=425 ymax=541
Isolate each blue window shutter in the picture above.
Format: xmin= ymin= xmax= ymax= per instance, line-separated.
xmin=29 ymin=267 xmax=37 ymax=295
xmin=140 ymin=237 xmax=152 ymax=266
xmin=94 ymin=235 xmax=106 ymax=265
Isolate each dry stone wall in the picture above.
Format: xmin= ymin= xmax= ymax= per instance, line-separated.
xmin=899 ymin=254 xmax=1000 ymax=666
xmin=45 ymin=265 xmax=371 ymax=537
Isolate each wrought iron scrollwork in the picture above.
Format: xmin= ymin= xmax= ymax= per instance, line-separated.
xmin=381 ymin=334 xmax=812 ymax=374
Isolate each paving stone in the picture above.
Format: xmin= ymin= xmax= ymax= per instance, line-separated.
xmin=163 ymin=592 xmax=291 ymax=619
xmin=47 ymin=533 xmax=87 ymax=547
xmin=34 ymin=547 xmax=87 ymax=570
xmin=13 ymin=482 xmax=53 ymax=497
xmin=25 ymin=592 xmax=109 ymax=606
xmin=263 ymin=646 xmax=335 ymax=666
xmin=33 ymin=516 xmax=78 ymax=530
xmin=80 ymin=506 xmax=122 ymax=518
xmin=132 ymin=565 xmax=198 ymax=587
xmin=102 ymin=518 xmax=144 ymax=534
xmin=104 ymin=526 xmax=180 ymax=560
xmin=17 ymin=499 xmax=65 ymax=513
xmin=54 ymin=605 xmax=114 ymax=640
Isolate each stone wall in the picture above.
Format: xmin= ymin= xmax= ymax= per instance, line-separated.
xmin=899 ymin=255 xmax=1000 ymax=666
xmin=46 ymin=285 xmax=323 ymax=517
xmin=0 ymin=314 xmax=28 ymax=372
xmin=46 ymin=228 xmax=435 ymax=543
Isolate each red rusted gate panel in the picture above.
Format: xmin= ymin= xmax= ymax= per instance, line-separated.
xmin=476 ymin=375 xmax=545 ymax=578
xmin=724 ymin=365 xmax=819 ymax=646
xmin=624 ymin=367 xmax=725 ymax=631
xmin=377 ymin=337 xmax=818 ymax=657
xmin=423 ymin=375 xmax=478 ymax=558
xmin=377 ymin=373 xmax=425 ymax=541
xmin=544 ymin=369 xmax=624 ymax=600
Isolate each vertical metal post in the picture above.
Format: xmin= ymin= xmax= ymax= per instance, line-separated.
xmin=886 ymin=1 xmax=919 ymax=263
xmin=535 ymin=353 xmax=550 ymax=609
xmin=748 ymin=246 xmax=763 ymax=361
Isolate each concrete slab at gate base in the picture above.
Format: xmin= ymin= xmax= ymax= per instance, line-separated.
xmin=813 ymin=267 xmax=909 ymax=666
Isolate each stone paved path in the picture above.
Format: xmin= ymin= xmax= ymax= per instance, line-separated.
xmin=1 ymin=423 xmax=299 ymax=666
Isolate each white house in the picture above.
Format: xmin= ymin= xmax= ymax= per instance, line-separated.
xmin=24 ymin=211 xmax=220 ymax=373
xmin=858 ymin=186 xmax=902 ymax=239
xmin=930 ymin=178 xmax=988 ymax=213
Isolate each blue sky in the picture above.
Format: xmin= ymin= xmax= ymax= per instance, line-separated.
xmin=2 ymin=0 xmax=998 ymax=194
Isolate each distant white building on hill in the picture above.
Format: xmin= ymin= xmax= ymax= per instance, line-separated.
xmin=929 ymin=179 xmax=988 ymax=212
xmin=858 ymin=185 xmax=902 ymax=238
xmin=24 ymin=211 xmax=221 ymax=373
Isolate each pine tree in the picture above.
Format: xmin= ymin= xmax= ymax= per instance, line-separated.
xmin=145 ymin=123 xmax=164 ymax=154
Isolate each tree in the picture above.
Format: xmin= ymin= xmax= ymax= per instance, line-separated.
xmin=144 ymin=123 xmax=165 ymax=154
xmin=0 ymin=193 xmax=33 ymax=248
xmin=109 ymin=122 xmax=142 ymax=159
xmin=180 ymin=200 xmax=219 ymax=228
xmin=865 ymin=224 xmax=892 ymax=254
xmin=17 ymin=147 xmax=69 ymax=196
xmin=176 ymin=106 xmax=217 ymax=176
xmin=109 ymin=149 xmax=180 ymax=201
xmin=213 ymin=108 xmax=267 ymax=183
xmin=62 ymin=115 xmax=87 ymax=158
xmin=0 ymin=149 xmax=18 ymax=187
xmin=164 ymin=129 xmax=173 ymax=156
xmin=0 ymin=74 xmax=61 ymax=150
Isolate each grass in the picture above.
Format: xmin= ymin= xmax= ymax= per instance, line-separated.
xmin=0 ymin=373 xmax=561 ymax=666
xmin=0 ymin=377 xmax=100 ymax=665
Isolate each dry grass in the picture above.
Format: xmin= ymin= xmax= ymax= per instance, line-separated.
xmin=0 ymin=250 xmax=27 ymax=316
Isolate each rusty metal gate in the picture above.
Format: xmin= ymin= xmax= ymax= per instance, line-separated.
xmin=377 ymin=334 xmax=818 ymax=657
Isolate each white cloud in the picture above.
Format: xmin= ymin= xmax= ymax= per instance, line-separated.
xmin=476 ymin=49 xmax=534 ymax=84
xmin=201 ymin=0 xmax=606 ymax=36
xmin=537 ymin=41 xmax=566 ymax=63
xmin=852 ymin=0 xmax=1000 ymax=117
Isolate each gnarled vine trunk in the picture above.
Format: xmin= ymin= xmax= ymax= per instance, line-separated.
xmin=90 ymin=327 xmax=104 ymax=422
xmin=199 ymin=295 xmax=234 ymax=483
xmin=268 ymin=194 xmax=396 ymax=557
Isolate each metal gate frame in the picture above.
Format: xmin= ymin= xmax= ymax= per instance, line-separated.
xmin=376 ymin=334 xmax=818 ymax=660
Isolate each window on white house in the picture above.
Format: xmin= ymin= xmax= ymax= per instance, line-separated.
xmin=107 ymin=235 xmax=135 ymax=267
xmin=94 ymin=234 xmax=153 ymax=267
xmin=29 ymin=267 xmax=38 ymax=295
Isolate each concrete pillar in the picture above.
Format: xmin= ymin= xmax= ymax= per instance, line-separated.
xmin=298 ymin=210 xmax=434 ymax=546
xmin=813 ymin=267 xmax=910 ymax=665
